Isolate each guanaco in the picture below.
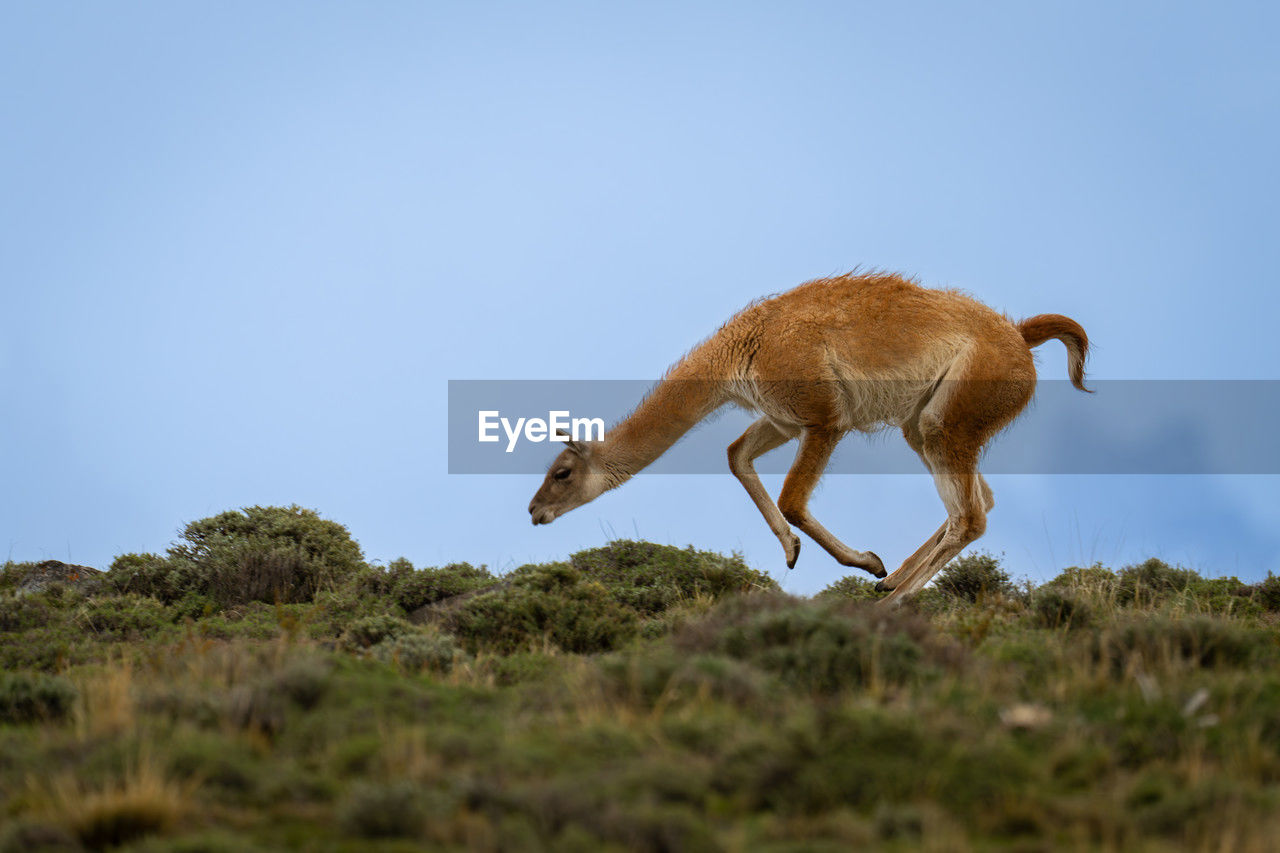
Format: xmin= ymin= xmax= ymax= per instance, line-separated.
xmin=528 ymin=271 xmax=1089 ymax=602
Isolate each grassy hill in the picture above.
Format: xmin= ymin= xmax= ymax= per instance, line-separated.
xmin=2 ymin=505 xmax=1280 ymax=851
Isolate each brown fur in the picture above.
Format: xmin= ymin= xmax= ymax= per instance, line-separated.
xmin=529 ymin=272 xmax=1091 ymax=603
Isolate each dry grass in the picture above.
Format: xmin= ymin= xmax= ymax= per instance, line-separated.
xmin=25 ymin=752 xmax=194 ymax=849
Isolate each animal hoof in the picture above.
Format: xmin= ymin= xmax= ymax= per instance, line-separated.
xmin=785 ymin=536 xmax=801 ymax=569
xmin=874 ymin=579 xmax=893 ymax=593
xmin=864 ymin=551 xmax=886 ymax=579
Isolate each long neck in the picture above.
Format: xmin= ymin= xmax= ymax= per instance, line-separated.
xmin=597 ymin=366 xmax=728 ymax=488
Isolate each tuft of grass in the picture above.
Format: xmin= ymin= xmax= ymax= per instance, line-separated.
xmin=30 ymin=756 xmax=193 ymax=850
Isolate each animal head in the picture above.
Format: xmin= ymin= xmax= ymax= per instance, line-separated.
xmin=528 ymin=435 xmax=608 ymax=525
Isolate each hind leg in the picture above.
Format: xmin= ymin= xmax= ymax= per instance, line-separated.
xmin=881 ymin=461 xmax=990 ymax=604
xmin=876 ymin=419 xmax=943 ymax=592
xmin=879 ymin=359 xmax=1030 ymax=603
xmin=877 ymin=433 xmax=994 ymax=591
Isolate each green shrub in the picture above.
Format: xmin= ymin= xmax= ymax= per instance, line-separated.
xmin=567 ymin=540 xmax=777 ymax=616
xmin=373 ymin=631 xmax=463 ymax=674
xmin=0 ymin=562 xmax=39 ymax=594
xmin=340 ymin=615 xmax=413 ymax=650
xmin=110 ymin=506 xmax=366 ymax=608
xmin=675 ymin=593 xmax=961 ymax=692
xmin=168 ymin=591 xmax=217 ymax=621
xmin=444 ymin=563 xmax=638 ymax=654
xmin=1115 ymin=558 xmax=1200 ymax=606
xmin=106 ymin=553 xmax=177 ymax=600
xmin=715 ymin=705 xmax=938 ymax=813
xmin=0 ymin=595 xmax=51 ymax=632
xmin=77 ymin=595 xmax=172 ymax=640
xmin=0 ymin=672 xmax=78 ymax=724
xmin=1251 ymin=572 xmax=1280 ymax=611
xmin=1032 ymin=587 xmax=1094 ymax=630
xmin=307 ymin=586 xmax=389 ymax=640
xmin=392 ymin=562 xmax=493 ymax=613
xmin=816 ymin=575 xmax=884 ymax=601
xmin=933 ymin=553 xmax=1015 ymax=602
xmin=1095 ymin=614 xmax=1272 ymax=673
xmin=1045 ymin=563 xmax=1118 ymax=592
xmin=1184 ymin=575 xmax=1260 ymax=616
xmin=595 ymin=647 xmax=773 ymax=709
xmin=0 ymin=620 xmax=83 ymax=671
xmin=343 ymin=558 xmax=413 ymax=599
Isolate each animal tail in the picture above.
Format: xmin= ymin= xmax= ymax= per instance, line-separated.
xmin=1017 ymin=314 xmax=1091 ymax=392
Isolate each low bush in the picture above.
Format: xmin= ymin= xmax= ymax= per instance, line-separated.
xmin=568 ymin=540 xmax=778 ymax=616
xmin=444 ymin=563 xmax=639 ymax=654
xmin=340 ymin=615 xmax=414 ymax=650
xmin=373 ymin=631 xmax=464 ymax=674
xmin=0 ymin=672 xmax=78 ymax=724
xmin=675 ymin=593 xmax=962 ymax=692
xmin=933 ymin=553 xmax=1016 ymax=602
xmin=1045 ymin=563 xmax=1118 ymax=594
xmin=76 ymin=595 xmax=172 ymax=640
xmin=0 ymin=595 xmax=51 ymax=632
xmin=1095 ymin=614 xmax=1273 ymax=673
xmin=1251 ymin=572 xmax=1280 ymax=611
xmin=1114 ymin=558 xmax=1199 ymax=606
xmin=1032 ymin=586 xmax=1094 ymax=630
xmin=108 ymin=506 xmax=366 ymax=608
xmin=392 ymin=562 xmax=494 ymax=613
xmin=816 ymin=575 xmax=884 ymax=601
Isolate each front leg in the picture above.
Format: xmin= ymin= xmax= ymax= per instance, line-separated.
xmin=776 ymin=427 xmax=886 ymax=578
xmin=728 ymin=419 xmax=802 ymax=567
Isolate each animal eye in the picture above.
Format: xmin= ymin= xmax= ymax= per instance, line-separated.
xmin=553 ymin=468 xmax=572 ymax=481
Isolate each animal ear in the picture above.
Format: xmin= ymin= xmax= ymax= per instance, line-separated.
xmin=555 ymin=428 xmax=591 ymax=458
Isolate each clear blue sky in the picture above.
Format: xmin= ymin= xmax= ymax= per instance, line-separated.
xmin=3 ymin=2 xmax=1279 ymax=592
